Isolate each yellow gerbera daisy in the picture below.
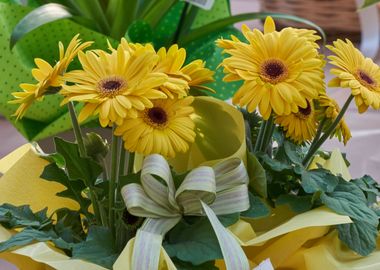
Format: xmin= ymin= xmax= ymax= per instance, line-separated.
xmin=275 ymin=100 xmax=318 ymax=144
xmin=216 ymin=17 xmax=324 ymax=119
xmin=327 ymin=39 xmax=380 ymax=113
xmin=61 ymin=43 xmax=168 ymax=127
xmin=118 ymin=39 xmax=215 ymax=97
xmin=316 ymin=93 xmax=351 ymax=145
xmin=114 ymin=96 xmax=196 ymax=158
xmin=9 ymin=34 xmax=92 ymax=119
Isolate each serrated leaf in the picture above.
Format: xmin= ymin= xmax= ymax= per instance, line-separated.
xmin=276 ymin=194 xmax=312 ymax=213
xmin=351 ymin=175 xmax=380 ymax=205
xmin=0 ymin=227 xmax=72 ymax=252
xmin=337 ymin=219 xmax=378 ymax=256
xmin=0 ymin=204 xmax=50 ymax=229
xmin=321 ymin=179 xmax=379 ymax=255
xmin=164 ymin=217 xmax=222 ymax=265
xmin=40 ymin=162 xmax=91 ymax=214
xmin=301 ymin=169 xmax=339 ymax=193
xmin=247 ymin=152 xmax=267 ymax=198
xmin=11 ymin=3 xmax=73 ymax=48
xmin=54 ymin=137 xmax=102 ymax=187
xmin=72 ymin=226 xmax=118 ymax=269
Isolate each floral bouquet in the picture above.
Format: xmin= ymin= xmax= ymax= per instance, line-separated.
xmin=1 ymin=17 xmax=380 ymax=270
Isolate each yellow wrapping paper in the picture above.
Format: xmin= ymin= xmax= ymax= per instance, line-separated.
xmin=0 ymin=144 xmax=379 ymax=269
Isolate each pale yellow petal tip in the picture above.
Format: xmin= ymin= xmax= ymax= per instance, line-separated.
xmin=264 ymin=16 xmax=276 ymax=34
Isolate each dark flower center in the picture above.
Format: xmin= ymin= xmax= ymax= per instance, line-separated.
xmin=298 ymin=100 xmax=312 ymax=117
xmin=147 ymin=107 xmax=168 ymax=125
xmin=98 ymin=76 xmax=126 ymax=97
xmin=260 ymin=59 xmax=288 ymax=83
xmin=103 ymin=80 xmax=122 ymax=91
xmin=358 ymin=70 xmax=375 ymax=86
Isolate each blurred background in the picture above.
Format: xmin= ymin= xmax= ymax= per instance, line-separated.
xmin=1 ymin=0 xmax=379 ymax=178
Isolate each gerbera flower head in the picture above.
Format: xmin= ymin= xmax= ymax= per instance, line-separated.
xmin=61 ymin=42 xmax=168 ymax=127
xmin=216 ymin=16 xmax=324 ymax=120
xmin=9 ymin=34 xmax=92 ymax=119
xmin=117 ymin=39 xmax=215 ymax=98
xmin=327 ymin=39 xmax=380 ymax=113
xmin=275 ymin=99 xmax=318 ymax=144
xmin=114 ymin=96 xmax=196 ymax=158
xmin=316 ymin=93 xmax=351 ymax=145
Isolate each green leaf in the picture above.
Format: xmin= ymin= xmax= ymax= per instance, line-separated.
xmin=301 ymin=169 xmax=339 ymax=193
xmin=40 ymin=162 xmax=91 ymax=215
xmin=0 ymin=204 xmax=51 ymax=229
xmin=172 ymin=258 xmax=218 ymax=270
xmin=362 ymin=0 xmax=380 ymax=8
xmin=54 ymin=137 xmax=102 ymax=187
xmin=351 ymin=175 xmax=380 ymax=205
xmin=72 ymin=226 xmax=118 ymax=269
xmin=10 ymin=3 xmax=73 ymax=48
xmin=0 ymin=227 xmax=72 ymax=252
xmin=241 ymin=192 xmax=270 ymax=219
xmin=180 ymin=12 xmax=326 ymax=45
xmin=321 ymin=179 xmax=379 ymax=256
xmin=257 ymin=153 xmax=293 ymax=173
xmin=54 ymin=208 xmax=86 ymax=243
xmin=337 ymin=219 xmax=378 ymax=256
xmin=246 ymin=152 xmax=267 ymax=198
xmin=217 ymin=213 xmax=240 ymax=227
xmin=283 ymin=140 xmax=304 ymax=164
xmin=164 ymin=217 xmax=222 ymax=265
xmin=276 ymin=194 xmax=313 ymax=213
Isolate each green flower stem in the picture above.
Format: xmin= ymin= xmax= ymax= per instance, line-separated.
xmin=260 ymin=115 xmax=274 ymax=153
xmin=116 ymin=145 xmax=126 ymax=205
xmin=302 ymin=94 xmax=354 ymax=166
xmin=309 ymin=117 xmax=327 ymax=151
xmin=254 ymin=119 xmax=266 ymax=153
xmin=127 ymin=152 xmax=135 ymax=174
xmin=109 ymin=127 xmax=119 ymax=237
xmin=67 ymin=102 xmax=87 ymax=157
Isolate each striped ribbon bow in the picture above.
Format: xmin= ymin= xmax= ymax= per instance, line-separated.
xmin=120 ymin=154 xmax=251 ymax=270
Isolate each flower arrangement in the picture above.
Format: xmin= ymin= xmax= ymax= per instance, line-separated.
xmin=0 ymin=17 xmax=380 ymax=270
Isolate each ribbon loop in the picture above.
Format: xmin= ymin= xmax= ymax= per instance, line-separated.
xmin=119 ymin=154 xmax=251 ymax=270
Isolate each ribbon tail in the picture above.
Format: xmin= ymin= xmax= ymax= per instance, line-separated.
xmin=201 ymin=201 xmax=250 ymax=270
xmin=131 ymin=217 xmax=180 ymax=270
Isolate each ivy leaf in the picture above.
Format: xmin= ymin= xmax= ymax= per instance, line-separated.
xmin=276 ymin=194 xmax=313 ymax=213
xmin=241 ymin=192 xmax=270 ymax=219
xmin=72 ymin=226 xmax=118 ymax=269
xmin=321 ymin=179 xmax=379 ymax=255
xmin=54 ymin=137 xmax=102 ymax=187
xmin=0 ymin=204 xmax=51 ymax=229
xmin=172 ymin=258 xmax=218 ymax=270
xmin=164 ymin=217 xmax=222 ymax=265
xmin=247 ymin=152 xmax=267 ymax=198
xmin=0 ymin=227 xmax=72 ymax=252
xmin=40 ymin=162 xmax=91 ymax=215
xmin=301 ymin=169 xmax=339 ymax=193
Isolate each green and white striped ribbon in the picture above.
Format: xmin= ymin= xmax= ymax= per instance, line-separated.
xmin=119 ymin=154 xmax=250 ymax=270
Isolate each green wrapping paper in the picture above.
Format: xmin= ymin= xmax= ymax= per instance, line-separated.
xmin=0 ymin=0 xmax=243 ymax=140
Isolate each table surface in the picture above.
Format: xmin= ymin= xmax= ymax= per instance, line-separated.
xmin=1 ymin=0 xmax=379 ymax=179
